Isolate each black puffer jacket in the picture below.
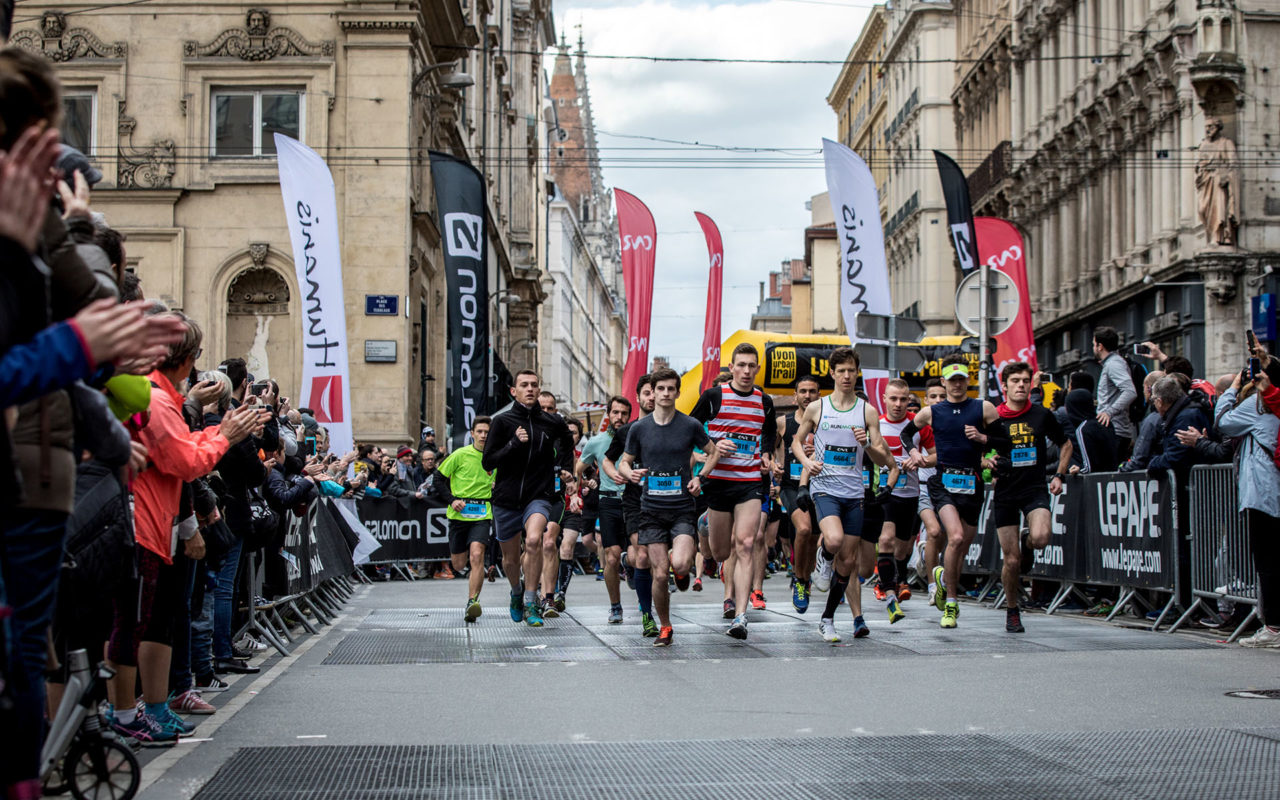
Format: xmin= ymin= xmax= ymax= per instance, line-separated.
xmin=482 ymin=402 xmax=573 ymax=508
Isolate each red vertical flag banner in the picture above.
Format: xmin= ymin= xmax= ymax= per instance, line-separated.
xmin=975 ymin=216 xmax=1038 ymax=377
xmin=694 ymin=212 xmax=724 ymax=392
xmin=615 ymin=189 xmax=657 ymax=420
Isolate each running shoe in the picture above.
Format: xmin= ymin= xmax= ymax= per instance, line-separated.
xmin=509 ymin=591 xmax=524 ymax=623
xmin=653 ymin=626 xmax=674 ymax=647
xmin=873 ymin=583 xmax=888 ymax=603
xmin=1006 ymin=607 xmax=1025 ymax=633
xmin=157 ymin=706 xmax=196 ymax=737
xmin=608 ymin=604 xmax=623 ymax=624
xmin=931 ymin=566 xmax=947 ymax=612
xmin=812 ymin=547 xmax=834 ymax=593
xmin=722 ymin=599 xmax=736 ymax=620
xmin=486 ymin=565 xmax=498 ymax=582
xmin=1019 ymin=530 xmax=1034 ymax=575
xmin=465 ymin=597 xmax=482 ymax=623
xmin=793 ymin=580 xmax=810 ymax=613
xmin=111 ymin=712 xmax=177 ymax=747
xmin=897 ymin=584 xmax=912 ymax=601
xmin=524 ymin=602 xmax=544 ymax=627
xmin=641 ymin=612 xmax=659 ymax=638
xmin=726 ymin=614 xmax=748 ymax=640
xmin=852 ymin=616 xmax=870 ymax=638
xmin=674 ymin=572 xmax=690 ymax=592
xmin=194 ymin=674 xmax=230 ymax=693
xmin=940 ymin=602 xmax=959 ymax=629
xmin=169 ymin=689 xmax=215 ymax=716
xmin=1083 ymin=601 xmax=1114 ymax=617
xmin=886 ymin=597 xmax=905 ymax=624
xmin=542 ymin=597 xmax=560 ymax=619
xmin=750 ymin=590 xmax=766 ymax=610
xmin=553 ymin=592 xmax=567 ymax=612
xmin=1239 ymin=625 xmax=1280 ymax=648
xmin=595 ymin=564 xmax=604 ymax=581
xmin=692 ymin=577 xmax=703 ymax=592
xmin=819 ymin=618 xmax=840 ymax=642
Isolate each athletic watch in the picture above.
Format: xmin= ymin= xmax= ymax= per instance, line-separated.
xmin=1053 ymin=472 xmax=1067 ymax=482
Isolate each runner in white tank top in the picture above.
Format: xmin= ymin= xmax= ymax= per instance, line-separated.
xmin=791 ymin=347 xmax=898 ymax=642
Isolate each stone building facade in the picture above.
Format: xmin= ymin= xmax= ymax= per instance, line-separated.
xmin=1006 ymin=0 xmax=1280 ymax=377
xmin=951 ymin=0 xmax=1014 ymax=217
xmin=541 ymin=37 xmax=626 ymax=411
xmin=9 ymin=0 xmax=554 ymax=447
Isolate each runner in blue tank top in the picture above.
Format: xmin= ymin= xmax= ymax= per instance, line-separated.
xmin=900 ymin=354 xmax=1009 ymax=629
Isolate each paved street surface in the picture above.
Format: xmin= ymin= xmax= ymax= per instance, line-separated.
xmin=139 ymin=575 xmax=1280 ymax=799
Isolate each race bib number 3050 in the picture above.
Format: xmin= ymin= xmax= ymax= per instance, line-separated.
xmin=646 ymin=473 xmax=683 ymax=497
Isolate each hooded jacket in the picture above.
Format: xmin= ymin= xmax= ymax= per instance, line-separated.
xmin=482 ymin=402 xmax=574 ymax=508
xmin=1063 ymin=389 xmax=1120 ymax=473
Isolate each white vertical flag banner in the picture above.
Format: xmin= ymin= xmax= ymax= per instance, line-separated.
xmin=822 ymin=138 xmax=893 ymax=412
xmin=275 ymin=134 xmax=354 ymax=457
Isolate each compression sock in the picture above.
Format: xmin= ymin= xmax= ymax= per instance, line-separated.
xmin=634 ymin=568 xmax=653 ymax=615
xmin=558 ymin=558 xmax=574 ymax=593
xmin=823 ymin=571 xmax=851 ymax=618
xmin=896 ymin=557 xmax=911 ymax=587
xmin=876 ymin=555 xmax=897 ymax=597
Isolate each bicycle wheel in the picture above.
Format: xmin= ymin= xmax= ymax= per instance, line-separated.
xmin=64 ymin=735 xmax=140 ymax=800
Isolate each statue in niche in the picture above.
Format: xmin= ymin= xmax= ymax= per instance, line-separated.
xmin=1195 ymin=117 xmax=1240 ymax=248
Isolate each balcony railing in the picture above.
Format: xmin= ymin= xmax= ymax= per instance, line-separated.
xmin=966 ymin=140 xmax=1012 ymax=207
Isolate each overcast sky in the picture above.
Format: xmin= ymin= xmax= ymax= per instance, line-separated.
xmin=547 ymin=0 xmax=870 ymax=371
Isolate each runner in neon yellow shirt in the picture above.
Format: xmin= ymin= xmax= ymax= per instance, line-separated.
xmin=439 ymin=416 xmax=496 ymax=622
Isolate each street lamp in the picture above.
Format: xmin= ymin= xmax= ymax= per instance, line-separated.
xmin=507 ymin=337 xmax=538 ymax=363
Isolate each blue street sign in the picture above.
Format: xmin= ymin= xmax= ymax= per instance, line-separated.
xmin=366 ymin=294 xmax=399 ymax=316
xmin=1252 ymin=293 xmax=1276 ymax=342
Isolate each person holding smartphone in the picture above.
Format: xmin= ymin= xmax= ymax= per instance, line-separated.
xmin=1091 ymin=326 xmax=1137 ymax=456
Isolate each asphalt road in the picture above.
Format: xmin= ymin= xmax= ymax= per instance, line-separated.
xmin=133 ymin=572 xmax=1280 ymax=799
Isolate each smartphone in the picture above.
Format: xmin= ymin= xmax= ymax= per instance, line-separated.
xmin=1247 ymin=329 xmax=1259 ymax=352
xmin=1132 ymin=343 xmax=1147 ymax=357
xmin=304 ymin=436 xmax=317 ymax=457
xmin=250 ymin=381 xmax=270 ymax=396
xmin=1250 ymin=357 xmax=1262 ymax=381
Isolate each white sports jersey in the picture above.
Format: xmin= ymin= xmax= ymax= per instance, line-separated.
xmin=810 ymin=395 xmax=868 ymax=498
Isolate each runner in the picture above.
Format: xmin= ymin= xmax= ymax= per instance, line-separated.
xmin=901 ymin=354 xmax=1009 ymax=629
xmin=438 ymin=416 xmax=496 ymax=622
xmin=535 ymin=391 xmax=569 ymax=617
xmin=604 ymin=375 xmax=659 ymax=635
xmin=691 ymin=344 xmax=779 ymax=640
xmin=990 ymin=362 xmax=1071 ymax=633
xmin=617 ymin=367 xmax=721 ymax=646
xmin=917 ymin=378 xmax=946 ymax=605
xmin=576 ymin=395 xmax=632 ymax=623
xmin=792 ymin=347 xmax=898 ymax=642
xmin=482 ymin=370 xmax=575 ymax=627
xmin=553 ymin=417 xmax=587 ymax=612
xmin=873 ymin=379 xmax=934 ymax=622
xmin=777 ymin=375 xmax=821 ymax=612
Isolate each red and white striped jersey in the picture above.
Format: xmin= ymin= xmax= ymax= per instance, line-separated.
xmin=699 ymin=384 xmax=770 ymax=482
xmin=880 ymin=412 xmax=930 ymax=498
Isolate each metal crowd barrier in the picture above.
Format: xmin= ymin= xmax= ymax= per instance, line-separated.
xmin=1170 ymin=463 xmax=1260 ymax=642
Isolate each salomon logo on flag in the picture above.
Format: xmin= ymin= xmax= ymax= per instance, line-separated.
xmin=310 ymin=375 xmax=345 ymax=423
xmin=444 ymin=213 xmax=484 ymax=260
xmin=621 ymin=235 xmax=654 ymax=251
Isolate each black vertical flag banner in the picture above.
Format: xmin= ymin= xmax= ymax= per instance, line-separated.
xmin=934 ymin=150 xmax=980 ymax=275
xmin=429 ymin=152 xmax=491 ymax=451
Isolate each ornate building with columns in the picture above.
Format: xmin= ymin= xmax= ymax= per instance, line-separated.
xmin=1006 ymin=0 xmax=1280 ymax=377
xmin=7 ymin=0 xmax=554 ymax=446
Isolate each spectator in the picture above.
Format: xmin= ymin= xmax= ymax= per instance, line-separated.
xmin=377 ymin=452 xmax=416 ymax=497
xmin=105 ymin=313 xmax=267 ymax=745
xmin=1055 ymin=371 xmax=1095 ymax=429
xmin=1092 ymin=326 xmax=1137 ymax=453
xmin=420 ymin=425 xmax=444 ymax=460
xmin=1119 ymin=371 xmax=1165 ymax=472
xmin=1147 ymin=375 xmax=1209 ymax=482
xmin=416 ymin=449 xmax=452 ymax=505
xmin=1244 ymin=369 xmax=1280 ymax=646
xmin=1062 ymin=388 xmax=1120 ymax=473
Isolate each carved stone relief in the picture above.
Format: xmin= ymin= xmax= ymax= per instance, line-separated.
xmin=184 ymin=9 xmax=335 ymax=60
xmin=9 ymin=12 xmax=127 ymax=61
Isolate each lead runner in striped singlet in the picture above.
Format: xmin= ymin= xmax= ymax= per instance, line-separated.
xmin=690 ymin=343 xmax=778 ymax=640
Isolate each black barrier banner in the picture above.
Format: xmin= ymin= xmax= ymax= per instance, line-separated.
xmin=963 ymin=487 xmax=1002 ymax=576
xmin=1078 ymin=472 xmax=1175 ymax=589
xmin=281 ymin=510 xmax=312 ymax=596
xmin=311 ymin=501 xmax=355 ymax=583
xmin=353 ymin=495 xmax=452 ymax=562
xmin=430 ymin=151 xmax=490 ymax=450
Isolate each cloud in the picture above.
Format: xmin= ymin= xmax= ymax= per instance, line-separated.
xmin=549 ymin=0 xmax=868 ymax=370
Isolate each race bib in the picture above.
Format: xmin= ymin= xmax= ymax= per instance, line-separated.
xmin=1011 ymin=446 xmax=1036 ymax=467
xmin=861 ymin=467 xmax=889 ymax=487
xmin=554 ymin=472 xmax=562 ymax=493
xmin=646 ymin=472 xmax=683 ymax=497
xmin=460 ymin=502 xmax=488 ymax=520
xmin=725 ymin=431 xmax=759 ymax=456
xmin=895 ymin=472 xmax=909 ymax=490
xmin=789 ymin=461 xmax=803 ymax=481
xmin=825 ymin=445 xmax=856 ymax=468
xmin=941 ymin=467 xmax=977 ymax=496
